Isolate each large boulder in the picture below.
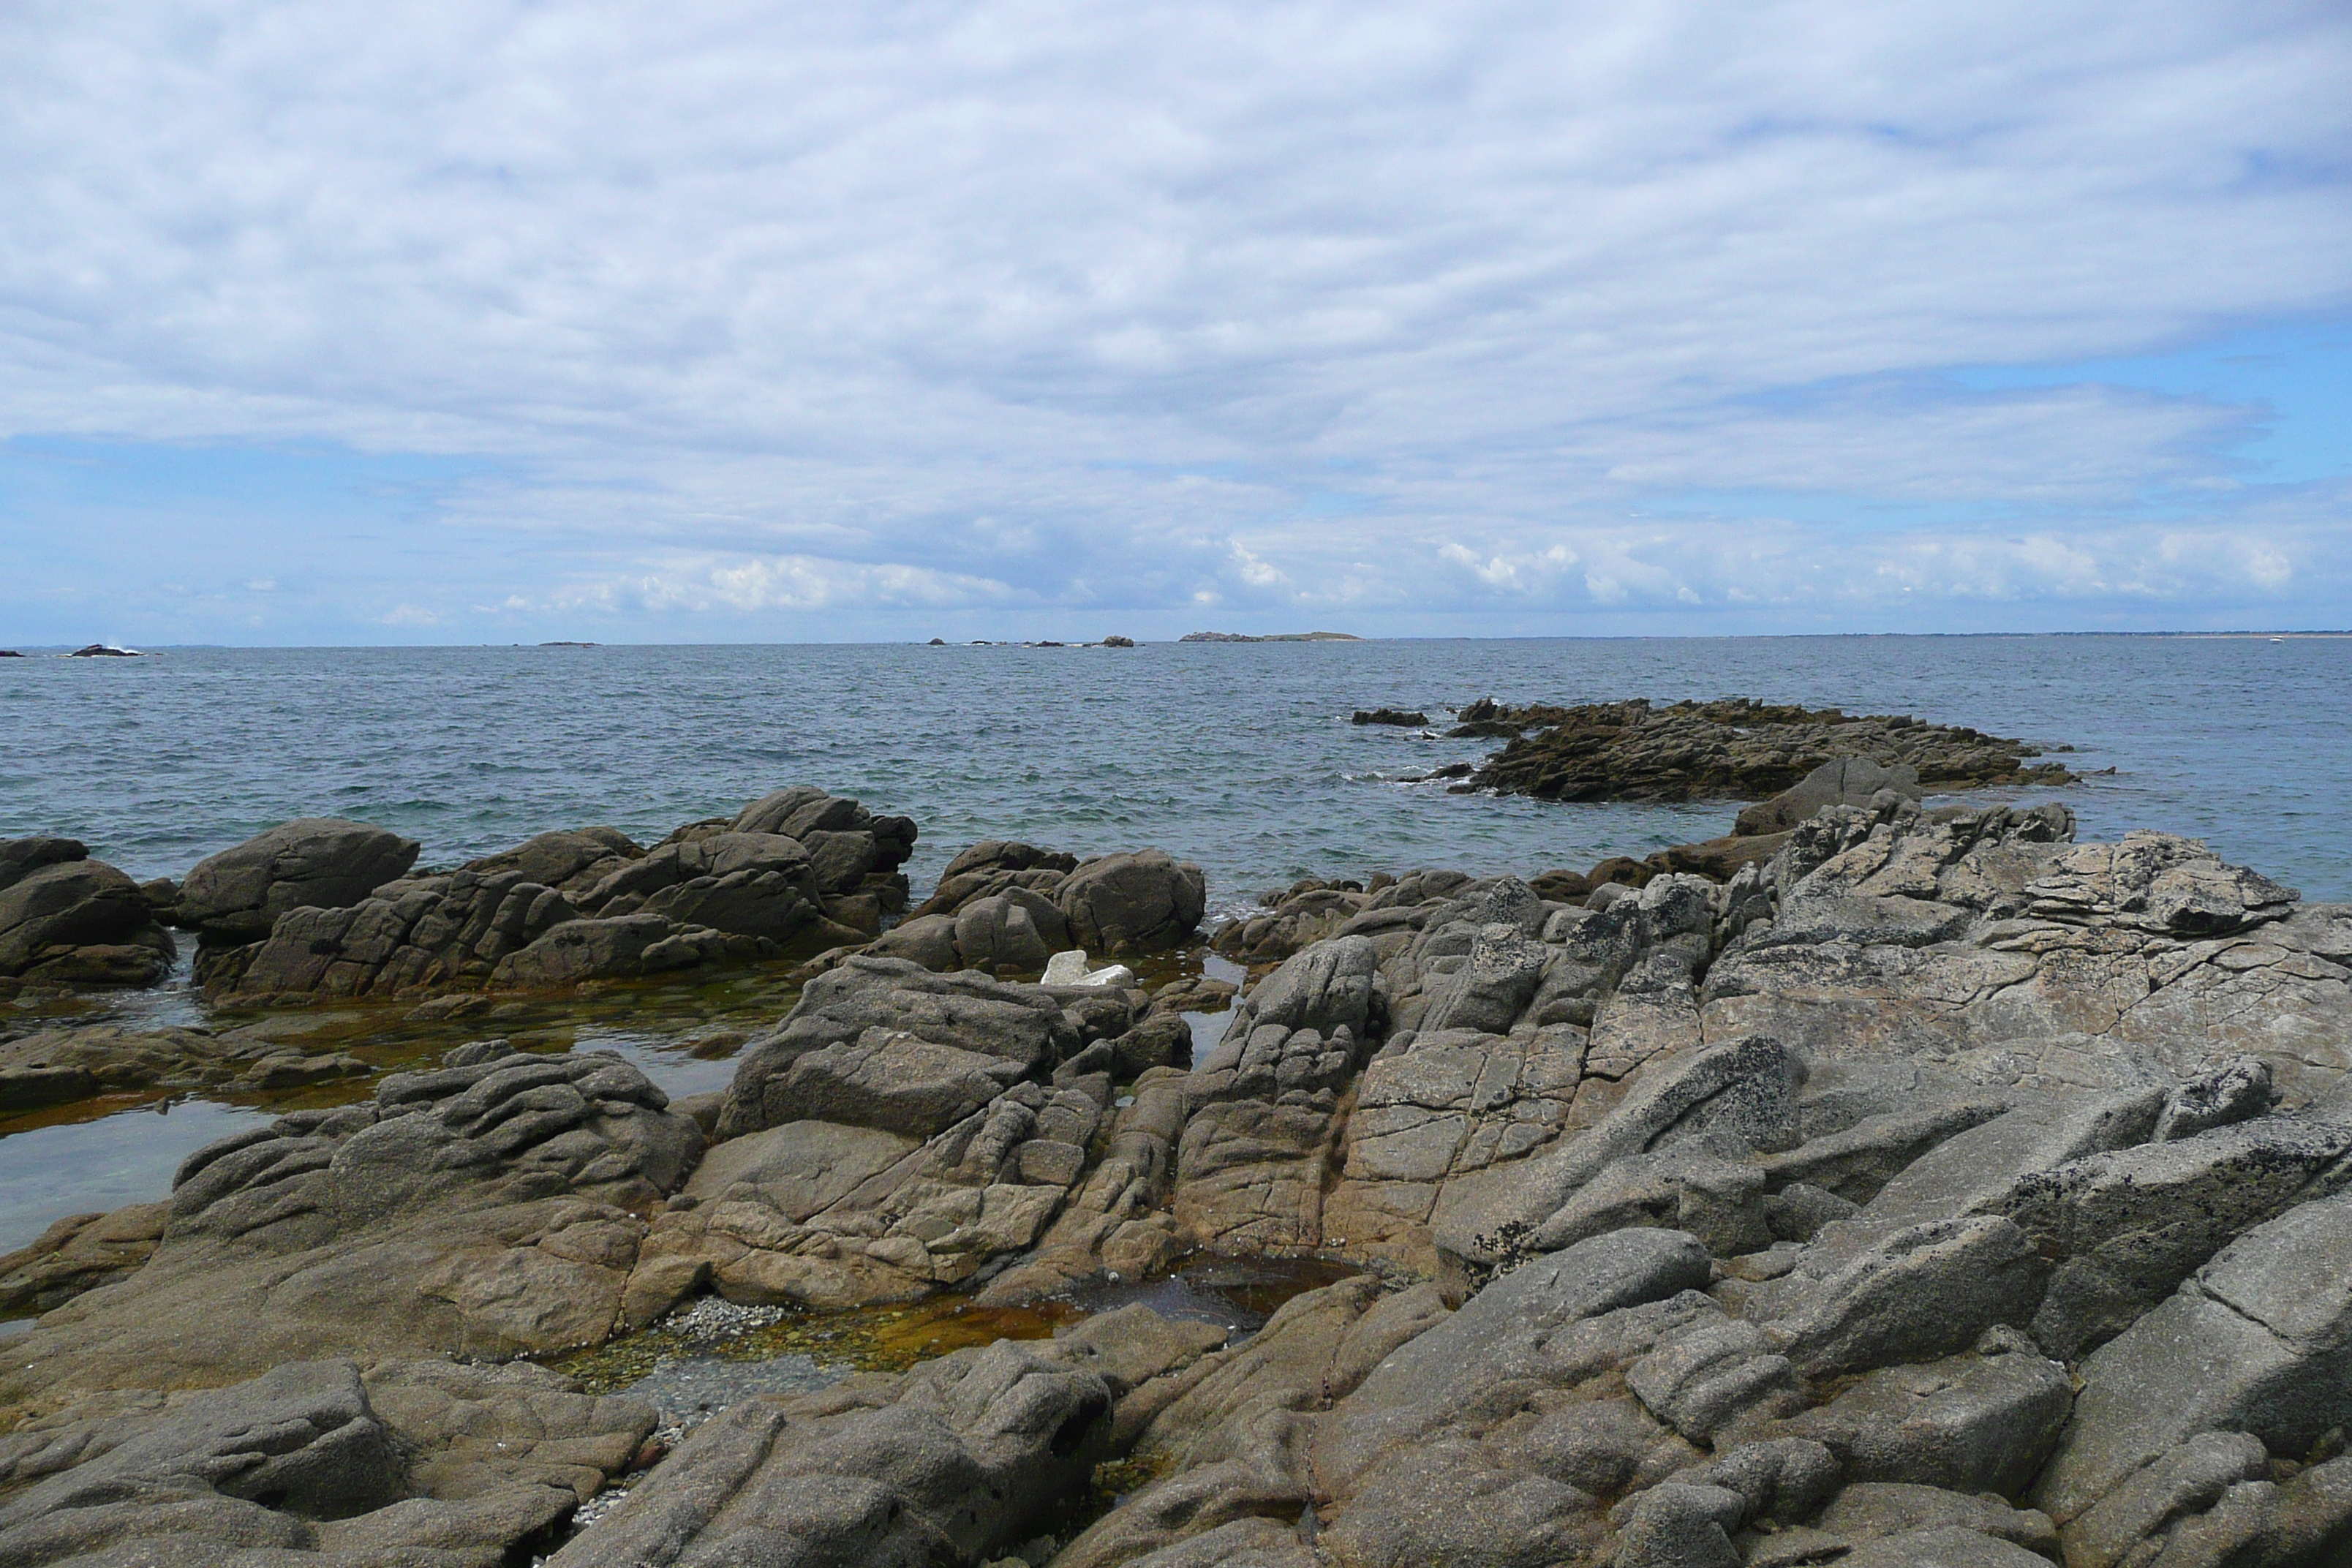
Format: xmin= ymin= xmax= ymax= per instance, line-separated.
xmin=1735 ymin=755 xmax=1923 ymax=837
xmin=203 ymin=867 xmax=773 ymax=1000
xmin=1774 ymin=1327 xmax=2072 ymax=1496
xmin=174 ymin=818 xmax=421 ymax=942
xmin=1057 ymin=848 xmax=1207 ymax=952
xmin=630 ymin=1071 xmax=1116 ymax=1311
xmin=716 ymin=956 xmax=1079 ymax=1139
xmin=0 ymin=841 xmax=176 ymax=988
xmin=907 ymin=840 xmax=1079 ymax=921
xmin=459 ymin=825 xmax=642 ymax=893
xmin=581 ymin=829 xmax=825 ymax=938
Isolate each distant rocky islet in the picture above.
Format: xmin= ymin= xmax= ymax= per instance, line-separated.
xmin=0 ymin=695 xmax=2348 ymax=1568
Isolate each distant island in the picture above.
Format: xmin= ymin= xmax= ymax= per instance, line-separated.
xmin=1178 ymin=630 xmax=1361 ymax=643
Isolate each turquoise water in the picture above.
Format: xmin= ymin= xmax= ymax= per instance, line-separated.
xmin=5 ymin=635 xmax=2347 ymax=902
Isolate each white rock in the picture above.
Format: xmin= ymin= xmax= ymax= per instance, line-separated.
xmin=1042 ymin=949 xmax=1093 ymax=984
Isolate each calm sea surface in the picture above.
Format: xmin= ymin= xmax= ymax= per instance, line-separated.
xmin=4 ymin=636 xmax=2347 ymax=902
xmin=1 ymin=635 xmax=2345 ymax=1258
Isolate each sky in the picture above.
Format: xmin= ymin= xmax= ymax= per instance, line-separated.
xmin=1 ymin=0 xmax=2348 ymax=644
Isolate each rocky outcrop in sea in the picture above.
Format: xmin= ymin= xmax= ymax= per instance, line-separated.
xmin=2 ymin=752 xmax=2351 ymax=1566
xmin=1453 ymin=696 xmax=2077 ymax=801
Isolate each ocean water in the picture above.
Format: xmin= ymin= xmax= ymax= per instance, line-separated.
xmin=2 ymin=635 xmax=2346 ymax=1257
xmin=4 ymin=635 xmax=2347 ymax=902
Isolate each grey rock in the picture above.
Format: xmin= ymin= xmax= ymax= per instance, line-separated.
xmin=1778 ymin=1212 xmax=2051 ymax=1379
xmin=1740 ymin=1088 xmax=2166 ymax=1325
xmin=1735 ymin=755 xmax=1924 ymax=837
xmin=176 ymin=818 xmax=421 ymax=941
xmin=0 ymin=848 xmax=176 ymax=987
xmin=2140 ymin=1449 xmax=2352 ymax=1568
xmin=1627 ymin=1313 xmax=1803 ymax=1443
xmin=1774 ymin=1327 xmax=2071 ymax=1497
xmin=1480 ymin=1398 xmax=1695 ymax=1498
xmin=687 ymin=1119 xmax=918 ymax=1218
xmin=1610 ymin=1480 xmax=1744 ymax=1568
xmin=2035 ymin=1187 xmax=2352 ymax=1530
xmin=956 ymin=888 xmax=1073 ymax=973
xmin=1837 ymin=1524 xmax=2062 ymax=1568
xmin=1056 ymin=848 xmax=1207 ymax=952
xmin=1172 ymin=937 xmax=1380 ymax=1251
xmin=800 ymin=826 xmax=881 ymax=894
xmin=1759 ymin=1096 xmax=2010 ymax=1207
xmin=2155 ymin=1055 xmax=2276 ymax=1142
xmin=630 ymin=1077 xmax=1109 ymax=1312
xmin=0 ymin=1360 xmax=402 ymax=1529
xmin=1373 ymin=1230 xmax=1712 ymax=1406
xmin=0 ymin=1046 xmax=698 ymax=1402
xmin=1433 ymin=1035 xmax=1803 ymax=1266
xmin=1112 ymin=1516 xmax=1318 ymax=1567
xmin=461 ymin=826 xmax=643 ymax=894
xmin=1319 ymin=1437 xmax=1603 ymax=1568
xmin=1815 ymin=1483 xmax=2059 ymax=1553
xmin=1765 ymin=1181 xmax=1859 ymax=1243
xmin=1667 ymin=1437 xmax=1841 ymax=1525
xmin=2059 ymin=1431 xmax=2269 ymax=1568
xmin=864 ymin=911 xmax=962 ymax=970
xmin=0 ymin=835 xmax=91 ymax=891
xmin=0 ymin=1024 xmax=366 ymax=1120
xmin=755 ymin=1029 xmax=1030 ymax=1137
xmin=719 ymin=957 xmax=1077 ymax=1139
xmin=1419 ymin=921 xmax=1552 ymax=1034
xmin=1996 ymin=1110 xmax=2352 ymax=1360
xmin=545 ymin=1338 xmax=1111 ymax=1568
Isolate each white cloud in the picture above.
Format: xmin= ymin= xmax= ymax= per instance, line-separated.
xmin=1 ymin=0 xmax=2348 ymax=636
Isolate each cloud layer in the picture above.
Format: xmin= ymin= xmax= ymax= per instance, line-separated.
xmin=3 ymin=0 xmax=2348 ymax=638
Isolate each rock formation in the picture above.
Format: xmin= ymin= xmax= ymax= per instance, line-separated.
xmin=12 ymin=764 xmax=2352 ymax=1567
xmin=0 ymin=1041 xmax=702 ymax=1403
xmin=192 ymin=786 xmax=918 ymax=1000
xmin=0 ymin=837 xmax=176 ymax=992
xmin=868 ymin=842 xmax=1207 ymax=976
xmin=0 ymin=1022 xmax=367 ymax=1115
xmin=1455 ymin=696 xmax=2076 ymax=801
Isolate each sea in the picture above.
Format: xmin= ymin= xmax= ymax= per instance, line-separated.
xmin=0 ymin=633 xmax=2345 ymax=1256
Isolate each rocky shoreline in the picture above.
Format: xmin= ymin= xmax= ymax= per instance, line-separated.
xmin=0 ymin=746 xmax=2349 ymax=1567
